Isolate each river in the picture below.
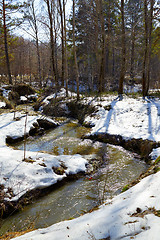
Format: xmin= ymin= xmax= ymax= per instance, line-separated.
xmin=0 ymin=121 xmax=148 ymax=235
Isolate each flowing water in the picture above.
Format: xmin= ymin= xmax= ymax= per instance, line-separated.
xmin=0 ymin=121 xmax=148 ymax=235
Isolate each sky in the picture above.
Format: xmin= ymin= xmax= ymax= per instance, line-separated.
xmin=13 ymin=0 xmax=72 ymax=42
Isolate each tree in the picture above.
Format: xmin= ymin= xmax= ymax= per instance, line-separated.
xmin=0 ymin=19 xmax=16 ymax=76
xmin=63 ymin=0 xmax=68 ymax=96
xmin=98 ymin=0 xmax=106 ymax=93
xmin=142 ymin=0 xmax=154 ymax=97
xmin=2 ymin=0 xmax=12 ymax=84
xmin=44 ymin=0 xmax=58 ymax=90
xmin=24 ymin=0 xmax=42 ymax=87
xmin=0 ymin=0 xmax=25 ymax=84
xmin=126 ymin=0 xmax=143 ymax=82
xmin=58 ymin=0 xmax=64 ymax=87
xmin=73 ymin=0 xmax=79 ymax=100
xmin=118 ymin=0 xmax=126 ymax=97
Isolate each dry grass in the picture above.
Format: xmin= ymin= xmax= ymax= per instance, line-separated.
xmin=0 ymin=222 xmax=35 ymax=240
xmin=0 ymin=229 xmax=33 ymax=240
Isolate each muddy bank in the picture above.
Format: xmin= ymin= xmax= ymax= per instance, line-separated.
xmin=0 ymin=150 xmax=107 ymax=219
xmin=84 ymin=133 xmax=160 ymax=162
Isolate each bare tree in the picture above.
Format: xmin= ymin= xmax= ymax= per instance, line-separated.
xmin=142 ymin=0 xmax=154 ymax=97
xmin=118 ymin=0 xmax=126 ymax=98
xmin=45 ymin=0 xmax=58 ymax=90
xmin=73 ymin=0 xmax=79 ymax=100
xmin=58 ymin=0 xmax=64 ymax=87
xmin=25 ymin=0 xmax=42 ymax=87
xmin=2 ymin=0 xmax=12 ymax=84
xmin=98 ymin=0 xmax=106 ymax=93
xmin=63 ymin=0 xmax=68 ymax=96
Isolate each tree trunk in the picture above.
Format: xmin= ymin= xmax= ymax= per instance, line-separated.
xmin=142 ymin=0 xmax=154 ymax=97
xmin=32 ymin=0 xmax=42 ymax=88
xmin=73 ymin=0 xmax=79 ymax=101
xmin=63 ymin=0 xmax=68 ymax=97
xmin=111 ymin=33 xmax=115 ymax=78
xmin=98 ymin=0 xmax=105 ymax=93
xmin=94 ymin=0 xmax=99 ymax=89
xmin=130 ymin=24 xmax=135 ymax=82
xmin=28 ymin=42 xmax=32 ymax=85
xmin=106 ymin=0 xmax=111 ymax=77
xmin=118 ymin=0 xmax=126 ymax=97
xmin=2 ymin=0 xmax=12 ymax=85
xmin=142 ymin=0 xmax=148 ymax=97
xmin=146 ymin=0 xmax=154 ymax=95
xmin=46 ymin=0 xmax=58 ymax=90
xmin=58 ymin=0 xmax=64 ymax=87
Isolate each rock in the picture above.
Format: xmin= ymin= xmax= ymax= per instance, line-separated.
xmin=12 ymin=84 xmax=35 ymax=96
xmin=27 ymin=95 xmax=37 ymax=103
xmin=33 ymin=122 xmax=39 ymax=128
xmin=6 ymin=135 xmax=26 ymax=144
xmin=82 ymin=122 xmax=95 ymax=128
xmin=52 ymin=166 xmax=65 ymax=175
xmin=37 ymin=128 xmax=45 ymax=135
xmin=29 ymin=127 xmax=39 ymax=136
xmin=104 ymin=105 xmax=112 ymax=111
xmin=42 ymin=102 xmax=68 ymax=117
xmin=37 ymin=119 xmax=59 ymax=130
xmin=136 ymin=207 xmax=142 ymax=213
xmin=29 ymin=126 xmax=44 ymax=136
xmin=8 ymin=91 xmax=20 ymax=104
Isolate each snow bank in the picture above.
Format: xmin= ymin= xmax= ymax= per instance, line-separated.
xmin=85 ymin=96 xmax=160 ymax=142
xmin=0 ymin=148 xmax=87 ymax=201
xmin=0 ymin=112 xmax=87 ymax=201
xmin=43 ymin=88 xmax=77 ymax=104
xmin=13 ymin=170 xmax=160 ymax=239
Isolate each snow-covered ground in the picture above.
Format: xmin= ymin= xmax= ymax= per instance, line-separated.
xmin=0 ymin=111 xmax=87 ymax=201
xmin=13 ymin=171 xmax=160 ymax=240
xmin=85 ymin=95 xmax=160 ymax=142
xmin=1 ymin=92 xmax=160 ymax=239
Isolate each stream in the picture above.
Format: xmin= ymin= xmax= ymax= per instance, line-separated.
xmin=0 ymin=121 xmax=148 ymax=235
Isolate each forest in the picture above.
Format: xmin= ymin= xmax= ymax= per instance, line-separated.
xmin=0 ymin=0 xmax=160 ymax=98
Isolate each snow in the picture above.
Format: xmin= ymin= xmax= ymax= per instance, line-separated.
xmin=43 ymin=88 xmax=77 ymax=104
xmin=20 ymin=96 xmax=27 ymax=101
xmin=0 ymin=101 xmax=6 ymax=108
xmin=1 ymin=148 xmax=87 ymax=201
xmin=0 ymin=111 xmax=87 ymax=201
xmin=85 ymin=95 xmax=160 ymax=142
xmin=12 ymin=171 xmax=160 ymax=239
xmin=2 ymin=93 xmax=160 ymax=240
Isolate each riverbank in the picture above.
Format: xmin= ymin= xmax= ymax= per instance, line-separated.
xmin=12 ymin=167 xmax=160 ymax=240
xmin=0 ymin=111 xmax=88 ymax=217
xmin=1 ymin=90 xmax=160 ymax=239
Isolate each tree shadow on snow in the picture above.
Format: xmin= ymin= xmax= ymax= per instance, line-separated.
xmin=95 ymin=96 xmax=119 ymax=134
xmin=145 ymin=97 xmax=160 ymax=141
